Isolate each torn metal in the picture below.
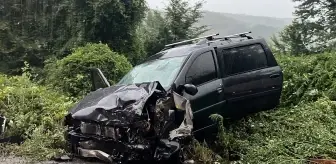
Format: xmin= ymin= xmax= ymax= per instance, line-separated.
xmin=64 ymin=82 xmax=193 ymax=163
xmin=0 ymin=116 xmax=6 ymax=138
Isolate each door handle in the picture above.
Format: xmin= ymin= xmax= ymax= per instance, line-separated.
xmin=217 ymin=88 xmax=223 ymax=94
xmin=269 ymin=74 xmax=280 ymax=78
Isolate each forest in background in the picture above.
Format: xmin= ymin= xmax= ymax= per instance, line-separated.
xmin=0 ymin=0 xmax=335 ymax=77
xmin=0 ymin=0 xmax=206 ymax=76
xmin=0 ymin=0 xmax=336 ymax=163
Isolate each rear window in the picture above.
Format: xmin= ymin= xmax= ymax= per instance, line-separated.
xmin=222 ymin=44 xmax=268 ymax=76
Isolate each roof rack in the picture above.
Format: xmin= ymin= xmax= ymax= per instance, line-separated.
xmin=164 ymin=33 xmax=219 ymax=48
xmin=163 ymin=31 xmax=253 ymax=50
xmin=221 ymin=31 xmax=253 ymax=41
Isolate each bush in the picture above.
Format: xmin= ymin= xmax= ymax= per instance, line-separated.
xmin=210 ymin=97 xmax=336 ymax=164
xmin=276 ymin=52 xmax=336 ymax=106
xmin=0 ymin=68 xmax=75 ymax=160
xmin=45 ymin=43 xmax=133 ymax=97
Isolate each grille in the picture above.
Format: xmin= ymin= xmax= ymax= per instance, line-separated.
xmin=80 ymin=122 xmax=122 ymax=140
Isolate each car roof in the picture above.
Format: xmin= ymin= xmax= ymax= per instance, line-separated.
xmin=146 ymin=44 xmax=205 ymax=61
xmin=146 ymin=37 xmax=267 ymax=61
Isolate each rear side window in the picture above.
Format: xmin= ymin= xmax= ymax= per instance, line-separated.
xmin=186 ymin=51 xmax=217 ymax=86
xmin=222 ymin=44 xmax=267 ymax=76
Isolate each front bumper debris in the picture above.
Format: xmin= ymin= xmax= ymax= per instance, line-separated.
xmin=77 ymin=147 xmax=112 ymax=163
xmin=64 ymin=82 xmax=194 ymax=163
xmin=0 ymin=116 xmax=6 ymax=138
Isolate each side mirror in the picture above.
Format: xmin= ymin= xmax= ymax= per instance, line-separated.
xmin=183 ymin=84 xmax=198 ymax=96
xmin=90 ymin=68 xmax=111 ymax=91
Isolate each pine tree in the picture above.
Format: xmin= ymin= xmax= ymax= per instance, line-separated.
xmin=165 ymin=0 xmax=208 ymax=42
xmin=272 ymin=0 xmax=336 ymax=55
xmin=141 ymin=0 xmax=208 ymax=57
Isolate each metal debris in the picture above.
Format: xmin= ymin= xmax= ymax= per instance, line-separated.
xmin=64 ymin=82 xmax=194 ymax=163
xmin=0 ymin=116 xmax=6 ymax=138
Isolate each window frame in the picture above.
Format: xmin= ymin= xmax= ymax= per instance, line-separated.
xmin=220 ymin=43 xmax=269 ymax=77
xmin=185 ymin=51 xmax=219 ymax=86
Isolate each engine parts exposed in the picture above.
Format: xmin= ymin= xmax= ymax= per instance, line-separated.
xmin=64 ymin=82 xmax=194 ymax=163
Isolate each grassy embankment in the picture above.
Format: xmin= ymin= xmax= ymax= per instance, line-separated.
xmin=1 ymin=52 xmax=336 ymax=163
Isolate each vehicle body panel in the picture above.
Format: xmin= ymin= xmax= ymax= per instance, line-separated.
xmin=173 ymin=47 xmax=225 ymax=131
xmin=215 ymin=39 xmax=283 ymax=119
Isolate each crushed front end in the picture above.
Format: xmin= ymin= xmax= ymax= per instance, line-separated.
xmin=64 ymin=82 xmax=193 ymax=163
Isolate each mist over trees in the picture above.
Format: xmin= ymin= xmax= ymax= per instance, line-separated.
xmin=272 ymin=0 xmax=336 ymax=55
xmin=0 ymin=0 xmax=207 ymax=75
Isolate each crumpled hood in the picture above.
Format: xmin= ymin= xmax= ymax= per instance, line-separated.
xmin=69 ymin=82 xmax=166 ymax=126
xmin=65 ymin=81 xmax=194 ymax=163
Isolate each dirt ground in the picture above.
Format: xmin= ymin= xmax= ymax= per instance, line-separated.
xmin=0 ymin=156 xmax=104 ymax=164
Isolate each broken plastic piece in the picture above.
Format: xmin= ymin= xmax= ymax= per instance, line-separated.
xmin=78 ymin=147 xmax=113 ymax=163
xmin=169 ymin=92 xmax=193 ymax=140
xmin=0 ymin=116 xmax=6 ymax=137
xmin=53 ymin=155 xmax=73 ymax=162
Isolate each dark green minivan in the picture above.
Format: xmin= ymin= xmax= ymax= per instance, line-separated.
xmin=94 ymin=32 xmax=283 ymax=133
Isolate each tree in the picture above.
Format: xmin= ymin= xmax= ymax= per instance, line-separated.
xmin=273 ymin=0 xmax=336 ymax=55
xmin=138 ymin=10 xmax=171 ymax=58
xmin=140 ymin=0 xmax=208 ymax=58
xmin=71 ymin=0 xmax=147 ymax=59
xmin=293 ymin=0 xmax=336 ymax=42
xmin=165 ymin=0 xmax=208 ymax=41
xmin=0 ymin=0 xmax=147 ymax=74
xmin=271 ymin=21 xmax=310 ymax=56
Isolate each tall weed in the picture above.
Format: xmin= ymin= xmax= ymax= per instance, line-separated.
xmin=0 ymin=64 xmax=75 ymax=160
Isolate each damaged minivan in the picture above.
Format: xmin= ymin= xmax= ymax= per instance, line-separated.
xmin=64 ymin=32 xmax=283 ymax=163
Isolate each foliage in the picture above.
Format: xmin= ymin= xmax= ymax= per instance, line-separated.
xmin=0 ymin=65 xmax=75 ymax=160
xmin=276 ymin=52 xmax=336 ymax=106
xmin=165 ymin=0 xmax=208 ymax=41
xmin=139 ymin=10 xmax=171 ymax=58
xmin=220 ymin=97 xmax=336 ymax=164
xmin=272 ymin=0 xmax=336 ymax=55
xmin=271 ymin=21 xmax=310 ymax=56
xmin=0 ymin=0 xmax=146 ymax=75
xmin=293 ymin=0 xmax=336 ymax=46
xmin=45 ymin=43 xmax=132 ymax=97
xmin=71 ymin=0 xmax=147 ymax=64
xmin=140 ymin=0 xmax=208 ymax=57
xmin=190 ymin=140 xmax=222 ymax=164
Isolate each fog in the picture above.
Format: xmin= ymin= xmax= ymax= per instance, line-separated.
xmin=147 ymin=0 xmax=295 ymax=18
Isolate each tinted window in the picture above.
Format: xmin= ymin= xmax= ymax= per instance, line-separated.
xmin=186 ymin=51 xmax=217 ymax=85
xmin=222 ymin=44 xmax=267 ymax=75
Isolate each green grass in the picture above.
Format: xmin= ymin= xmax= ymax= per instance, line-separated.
xmin=2 ymin=52 xmax=336 ymax=163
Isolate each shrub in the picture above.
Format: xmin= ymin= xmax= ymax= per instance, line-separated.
xmin=45 ymin=43 xmax=132 ymax=97
xmin=276 ymin=52 xmax=336 ymax=106
xmin=0 ymin=68 xmax=75 ymax=160
xmin=219 ymin=97 xmax=336 ymax=164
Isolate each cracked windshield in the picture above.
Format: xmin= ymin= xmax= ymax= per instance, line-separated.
xmin=1 ymin=0 xmax=336 ymax=164
xmin=118 ymin=56 xmax=186 ymax=88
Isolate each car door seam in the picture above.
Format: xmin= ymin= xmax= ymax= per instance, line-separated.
xmin=193 ymin=100 xmax=227 ymax=115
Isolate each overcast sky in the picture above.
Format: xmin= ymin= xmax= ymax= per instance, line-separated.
xmin=146 ymin=0 xmax=296 ymax=18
